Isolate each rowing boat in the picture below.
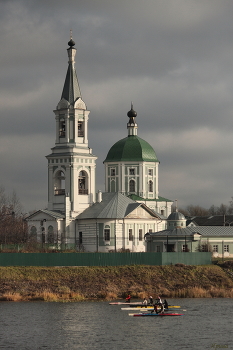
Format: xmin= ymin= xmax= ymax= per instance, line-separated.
xmin=131 ymin=313 xmax=184 ymax=317
xmin=109 ymin=302 xmax=143 ymax=305
xmin=129 ymin=304 xmax=180 ymax=308
xmin=121 ymin=307 xmax=180 ymax=311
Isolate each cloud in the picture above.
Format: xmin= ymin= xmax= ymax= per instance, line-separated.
xmin=1 ymin=0 xmax=233 ymax=212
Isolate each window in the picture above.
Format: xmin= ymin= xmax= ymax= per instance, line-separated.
xmin=129 ymin=229 xmax=133 ymax=241
xmin=59 ymin=120 xmax=65 ymax=137
xmin=111 ymin=168 xmax=116 ymax=176
xmin=79 ymin=171 xmax=88 ymax=194
xmin=149 ymin=229 xmax=152 ymax=233
xmin=156 ymin=246 xmax=160 ymax=252
xmin=182 ymin=244 xmax=188 ymax=252
xmin=48 ymin=226 xmax=54 ymax=244
xmin=78 ymin=121 xmax=84 ymax=137
xmin=129 ymin=179 xmax=135 ymax=192
xmin=149 ymin=180 xmax=153 ymax=192
xmin=104 ymin=229 xmax=110 ymax=241
xmin=148 ymin=169 xmax=153 ymax=176
xmin=224 ymin=245 xmax=229 ymax=252
xmin=30 ymin=226 xmax=37 ymax=241
xmin=139 ymin=229 xmax=143 ymax=241
xmin=213 ymin=245 xmax=218 ymax=252
xmin=161 ymin=209 xmax=164 ymax=215
xmin=54 ymin=170 xmax=65 ymax=195
xmin=79 ymin=232 xmax=83 ymax=244
xmin=129 ymin=168 xmax=135 ymax=175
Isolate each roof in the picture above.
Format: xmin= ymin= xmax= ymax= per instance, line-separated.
xmin=168 ymin=211 xmax=186 ymax=221
xmin=187 ymin=215 xmax=233 ymax=226
xmin=60 ymin=45 xmax=81 ymax=106
xmin=104 ymin=135 xmax=159 ymax=163
xmin=128 ymin=194 xmax=173 ymax=203
xmin=146 ymin=226 xmax=233 ymax=237
xmin=76 ymin=192 xmax=160 ymax=220
xmin=26 ymin=209 xmax=65 ymax=220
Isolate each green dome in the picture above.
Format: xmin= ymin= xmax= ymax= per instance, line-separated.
xmin=104 ymin=135 xmax=159 ymax=162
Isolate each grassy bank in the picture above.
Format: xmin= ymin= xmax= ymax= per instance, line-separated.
xmin=0 ymin=263 xmax=233 ymax=301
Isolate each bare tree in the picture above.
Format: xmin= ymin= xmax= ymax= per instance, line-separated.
xmin=0 ymin=187 xmax=27 ymax=244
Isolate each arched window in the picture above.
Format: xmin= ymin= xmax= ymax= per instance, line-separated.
xmin=54 ymin=170 xmax=65 ymax=195
xmin=79 ymin=171 xmax=88 ymax=195
xmin=30 ymin=226 xmax=37 ymax=241
xmin=59 ymin=119 xmax=66 ymax=137
xmin=129 ymin=179 xmax=135 ymax=192
xmin=104 ymin=225 xmax=110 ymax=241
xmin=110 ymin=179 xmax=116 ymax=192
xmin=149 ymin=180 xmax=153 ymax=192
xmin=48 ymin=225 xmax=54 ymax=244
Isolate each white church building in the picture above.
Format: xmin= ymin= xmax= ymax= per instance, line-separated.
xmin=26 ymin=36 xmax=173 ymax=252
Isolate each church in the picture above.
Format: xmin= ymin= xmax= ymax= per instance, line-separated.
xmin=26 ymin=36 xmax=173 ymax=252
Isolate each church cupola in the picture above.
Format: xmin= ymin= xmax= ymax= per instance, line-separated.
xmin=127 ymin=103 xmax=138 ymax=136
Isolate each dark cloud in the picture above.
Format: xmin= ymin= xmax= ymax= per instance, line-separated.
xmin=1 ymin=0 xmax=233 ymax=212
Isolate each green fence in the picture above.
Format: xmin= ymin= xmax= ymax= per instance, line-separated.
xmin=0 ymin=252 xmax=212 ymax=266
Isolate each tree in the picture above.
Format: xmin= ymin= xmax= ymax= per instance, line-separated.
xmin=0 ymin=186 xmax=27 ymax=244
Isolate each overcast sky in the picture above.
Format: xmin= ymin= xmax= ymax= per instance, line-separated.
xmin=1 ymin=0 xmax=233 ymax=213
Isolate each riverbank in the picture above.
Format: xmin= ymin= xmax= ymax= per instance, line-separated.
xmin=0 ymin=263 xmax=233 ymax=301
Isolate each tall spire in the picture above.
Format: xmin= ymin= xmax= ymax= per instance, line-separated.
xmin=61 ymin=34 xmax=82 ymax=105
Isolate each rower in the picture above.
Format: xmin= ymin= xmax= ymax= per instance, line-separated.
xmin=125 ymin=294 xmax=131 ymax=303
xmin=159 ymin=303 xmax=165 ymax=314
xmin=142 ymin=298 xmax=148 ymax=305
xmin=152 ymin=304 xmax=158 ymax=314
xmin=164 ymin=299 xmax=168 ymax=309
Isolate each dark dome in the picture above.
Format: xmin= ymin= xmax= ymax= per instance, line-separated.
xmin=68 ymin=39 xmax=75 ymax=47
xmin=167 ymin=211 xmax=186 ymax=221
xmin=104 ymin=135 xmax=159 ymax=162
xmin=127 ymin=107 xmax=137 ymax=119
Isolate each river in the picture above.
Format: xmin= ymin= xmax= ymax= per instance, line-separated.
xmin=0 ymin=298 xmax=232 ymax=349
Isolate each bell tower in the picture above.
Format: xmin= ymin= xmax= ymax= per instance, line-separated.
xmin=46 ymin=35 xmax=97 ymax=217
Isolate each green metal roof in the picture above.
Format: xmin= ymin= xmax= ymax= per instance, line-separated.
xmin=128 ymin=194 xmax=173 ymax=202
xmin=104 ymin=135 xmax=159 ymax=163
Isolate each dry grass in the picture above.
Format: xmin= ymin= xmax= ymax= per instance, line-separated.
xmin=0 ymin=292 xmax=24 ymax=301
xmin=0 ymin=264 xmax=233 ymax=301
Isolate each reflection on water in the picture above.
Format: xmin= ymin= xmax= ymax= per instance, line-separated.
xmin=0 ymin=299 xmax=232 ymax=349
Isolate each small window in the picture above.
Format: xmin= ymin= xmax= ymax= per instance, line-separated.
xmin=129 ymin=168 xmax=135 ymax=175
xmin=129 ymin=180 xmax=135 ymax=192
xmin=59 ymin=120 xmax=66 ymax=137
xmin=161 ymin=209 xmax=164 ymax=215
xmin=224 ymin=245 xmax=229 ymax=252
xmin=156 ymin=246 xmax=160 ymax=252
xmin=148 ymin=169 xmax=153 ymax=176
xmin=213 ymin=245 xmax=218 ymax=252
xmin=78 ymin=121 xmax=84 ymax=137
xmin=111 ymin=168 xmax=116 ymax=176
xmin=149 ymin=180 xmax=153 ymax=192
xmin=48 ymin=226 xmax=54 ymax=244
xmin=129 ymin=229 xmax=133 ymax=241
xmin=79 ymin=232 xmax=83 ymax=244
xmin=139 ymin=229 xmax=143 ymax=241
xmin=182 ymin=244 xmax=188 ymax=252
xmin=104 ymin=229 xmax=110 ymax=241
xmin=149 ymin=229 xmax=152 ymax=233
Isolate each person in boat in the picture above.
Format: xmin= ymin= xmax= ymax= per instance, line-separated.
xmin=151 ymin=304 xmax=158 ymax=314
xmin=142 ymin=298 xmax=148 ymax=305
xmin=156 ymin=295 xmax=162 ymax=306
xmin=159 ymin=303 xmax=165 ymax=314
xmin=149 ymin=296 xmax=153 ymax=305
xmin=125 ymin=294 xmax=131 ymax=303
xmin=164 ymin=299 xmax=168 ymax=309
